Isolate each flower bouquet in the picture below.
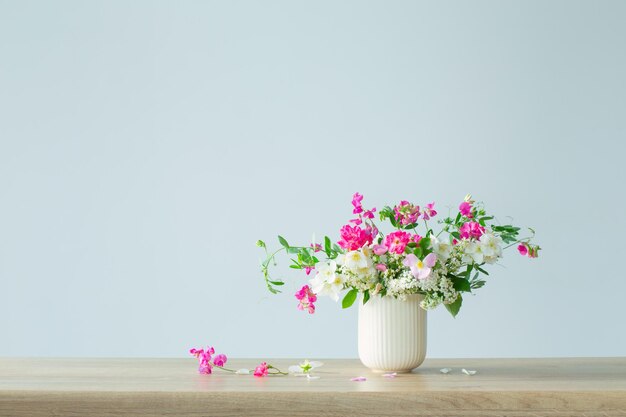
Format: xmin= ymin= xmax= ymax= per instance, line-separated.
xmin=258 ymin=193 xmax=540 ymax=317
xmin=258 ymin=193 xmax=539 ymax=372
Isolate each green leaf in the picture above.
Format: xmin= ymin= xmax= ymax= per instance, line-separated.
xmin=286 ymin=247 xmax=300 ymax=254
xmin=471 ymin=280 xmax=486 ymax=289
xmin=450 ymin=277 xmax=471 ymax=292
xmin=413 ymin=247 xmax=423 ymax=258
xmin=445 ymin=294 xmax=463 ymax=317
xmin=289 ymin=265 xmax=301 ymax=269
xmin=268 ymin=280 xmax=284 ymax=286
xmin=474 ymin=264 xmax=489 ymax=275
xmin=419 ymin=237 xmax=431 ymax=251
xmin=256 ymin=240 xmax=266 ymax=248
xmin=324 ymin=236 xmax=332 ymax=256
xmin=363 ymin=290 xmax=370 ymax=305
xmin=464 ymin=264 xmax=473 ymax=279
xmin=278 ymin=236 xmax=290 ymax=249
xmin=342 ymin=288 xmax=358 ymax=309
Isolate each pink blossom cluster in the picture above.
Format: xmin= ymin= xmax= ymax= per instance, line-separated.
xmin=189 ymin=346 xmax=228 ymax=374
xmin=295 ymin=284 xmax=317 ymax=314
xmin=383 ymin=230 xmax=421 ymax=254
xmin=459 ymin=221 xmax=485 ymax=240
xmin=518 ymin=243 xmax=539 ymax=258
xmin=393 ymin=200 xmax=437 ymax=225
xmin=337 ymin=224 xmax=375 ymax=250
xmin=394 ymin=200 xmax=420 ymax=225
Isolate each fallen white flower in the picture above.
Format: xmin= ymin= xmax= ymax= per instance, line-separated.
xmin=440 ymin=368 xmax=452 ymax=374
xmin=462 ymin=368 xmax=477 ymax=376
xmin=288 ymin=360 xmax=324 ymax=375
xmin=235 ymin=369 xmax=250 ymax=375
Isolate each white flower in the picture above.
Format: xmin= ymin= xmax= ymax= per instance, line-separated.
xmin=479 ymin=233 xmax=502 ymax=264
xmin=463 ymin=241 xmax=484 ymax=264
xmin=431 ymin=237 xmax=453 ymax=261
xmin=288 ymin=360 xmax=324 ymax=375
xmin=344 ymin=250 xmax=369 ymax=270
xmin=309 ymin=261 xmax=344 ymax=301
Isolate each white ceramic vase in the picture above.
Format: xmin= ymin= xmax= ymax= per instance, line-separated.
xmin=358 ymin=294 xmax=427 ymax=373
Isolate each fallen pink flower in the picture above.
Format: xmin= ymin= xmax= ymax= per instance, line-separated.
xmin=213 ymin=354 xmax=227 ymax=367
xmin=383 ymin=373 xmax=397 ymax=378
xmin=351 ymin=376 xmax=367 ymax=382
xmin=254 ymin=362 xmax=269 ymax=377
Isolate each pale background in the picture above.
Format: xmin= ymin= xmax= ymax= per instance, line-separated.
xmin=1 ymin=0 xmax=625 ymax=358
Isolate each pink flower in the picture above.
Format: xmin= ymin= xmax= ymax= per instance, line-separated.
xmin=459 ymin=222 xmax=485 ymax=240
xmin=190 ymin=346 xmax=216 ymax=374
xmin=422 ymin=202 xmax=437 ymax=220
xmin=337 ymin=224 xmax=374 ymax=251
xmin=384 ymin=231 xmax=411 ymax=254
xmin=304 ymin=266 xmax=314 ymax=275
xmin=459 ymin=201 xmax=473 ymax=218
xmin=375 ymin=263 xmax=387 ymax=272
xmin=517 ymin=244 xmax=528 ymax=256
xmin=373 ymin=244 xmax=388 ymax=255
xmin=403 ymin=253 xmax=437 ymax=280
xmin=310 ymin=243 xmax=322 ymax=252
xmin=394 ymin=201 xmax=420 ymax=226
xmin=254 ymin=362 xmax=269 ymax=377
xmin=349 ymin=218 xmax=363 ymax=225
xmin=295 ymin=284 xmax=317 ymax=314
xmin=363 ymin=207 xmax=376 ymax=219
xmin=198 ymin=362 xmax=213 ymax=374
xmin=213 ymin=354 xmax=227 ymax=367
xmin=352 ymin=192 xmax=364 ymax=214
xmin=410 ymin=234 xmax=422 ymax=244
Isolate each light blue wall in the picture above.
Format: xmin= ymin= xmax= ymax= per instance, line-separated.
xmin=1 ymin=0 xmax=625 ymax=358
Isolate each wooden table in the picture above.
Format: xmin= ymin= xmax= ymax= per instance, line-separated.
xmin=1 ymin=358 xmax=625 ymax=416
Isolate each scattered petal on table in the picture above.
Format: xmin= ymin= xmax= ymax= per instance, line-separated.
xmin=235 ymin=368 xmax=250 ymax=375
xmin=462 ymin=369 xmax=477 ymax=376
xmin=306 ymin=374 xmax=320 ymax=380
xmin=350 ymin=376 xmax=367 ymax=382
xmin=440 ymin=368 xmax=452 ymax=374
xmin=382 ymin=373 xmax=397 ymax=378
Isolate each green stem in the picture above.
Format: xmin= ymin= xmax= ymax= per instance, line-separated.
xmin=267 ymin=365 xmax=288 ymax=375
xmin=215 ymin=365 xmax=237 ymax=373
xmin=503 ymin=237 xmax=533 ymax=250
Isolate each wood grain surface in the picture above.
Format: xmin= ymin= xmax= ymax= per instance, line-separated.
xmin=1 ymin=357 xmax=625 ymax=416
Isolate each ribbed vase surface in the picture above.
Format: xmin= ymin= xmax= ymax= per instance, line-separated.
xmin=358 ymin=294 xmax=427 ymax=373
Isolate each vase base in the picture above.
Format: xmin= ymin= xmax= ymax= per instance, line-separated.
xmin=370 ymin=368 xmax=415 ymax=374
